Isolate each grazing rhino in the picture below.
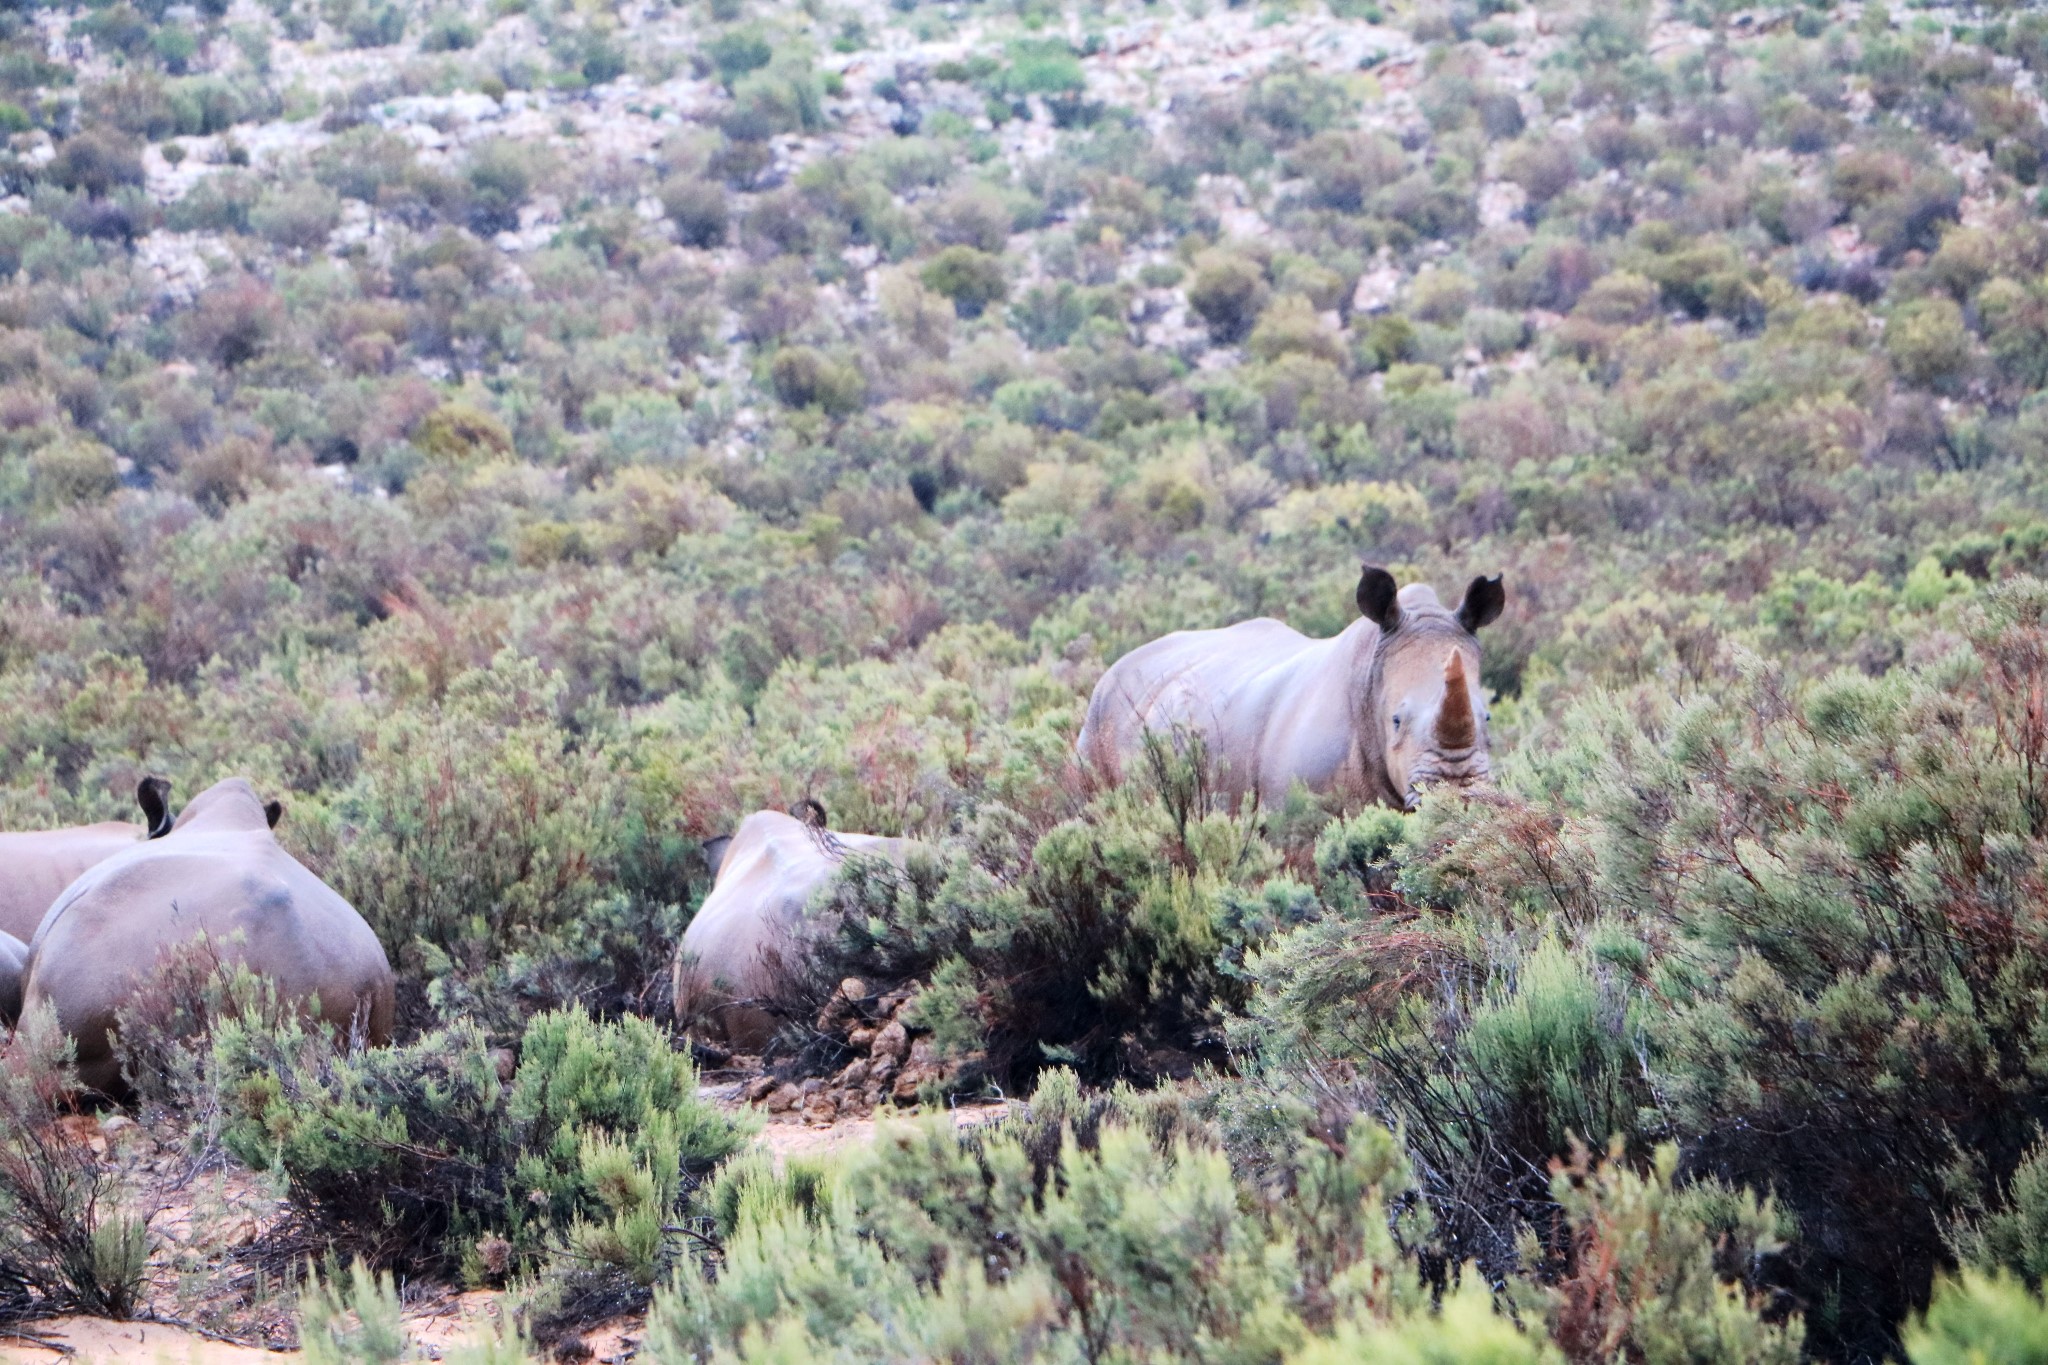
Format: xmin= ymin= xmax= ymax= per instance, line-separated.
xmin=674 ymin=802 xmax=912 ymax=1051
xmin=1077 ymin=566 xmax=1506 ymax=811
xmin=0 ymin=929 xmax=26 ymax=1028
xmin=0 ymin=776 xmax=173 ymax=944
xmin=21 ymin=777 xmax=394 ymax=1095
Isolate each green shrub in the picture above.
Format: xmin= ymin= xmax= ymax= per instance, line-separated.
xmin=299 ymin=1259 xmax=406 ymax=1365
xmin=1886 ymin=295 xmax=1974 ymax=389
xmin=999 ymin=39 xmax=1084 ymax=98
xmin=1187 ymin=249 xmax=1269 ymax=344
xmin=43 ymin=131 xmax=145 ymax=198
xmin=415 ymin=400 xmax=514 ymax=462
xmin=250 ymin=180 xmax=343 ymax=251
xmin=1906 ymin=1272 xmax=2048 ymax=1364
xmin=1240 ymin=579 xmax=2048 ymax=1361
xmin=767 ymin=346 xmax=864 ymax=415
xmin=419 ymin=11 xmax=480 ymax=51
xmin=0 ymin=1005 xmax=153 ymax=1322
xmin=312 ymin=661 xmax=678 ymax=1029
xmin=1954 ymin=1135 xmax=2048 ymax=1286
xmin=921 ymin=246 xmax=1008 ymax=319
xmin=214 ymin=1005 xmax=747 ymax=1276
xmin=645 ymin=1073 xmax=1786 ymax=1363
xmin=659 ymin=175 xmax=728 ymax=248
xmin=804 ymin=732 xmax=1280 ymax=1085
xmin=464 ymin=139 xmax=539 ymax=236
xmin=706 ymin=29 xmax=773 ymax=87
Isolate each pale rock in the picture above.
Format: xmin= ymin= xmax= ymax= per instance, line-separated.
xmin=872 ymin=1019 xmax=910 ymax=1063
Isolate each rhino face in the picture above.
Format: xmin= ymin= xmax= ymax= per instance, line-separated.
xmin=1357 ymin=568 xmax=1505 ymax=809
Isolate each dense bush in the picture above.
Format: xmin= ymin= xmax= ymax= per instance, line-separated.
xmin=2 ymin=0 xmax=2048 ymax=1354
xmin=0 ymin=1007 xmax=152 ymax=1322
xmin=1235 ymin=581 xmax=2048 ymax=1360
xmin=639 ymin=1071 xmax=1791 ymax=1364
xmin=213 ymin=1005 xmax=747 ymax=1277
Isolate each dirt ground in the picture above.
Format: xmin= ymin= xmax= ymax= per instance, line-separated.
xmin=1 ymin=1097 xmax=1014 ymax=1362
xmin=746 ymin=1095 xmax=1014 ymax=1162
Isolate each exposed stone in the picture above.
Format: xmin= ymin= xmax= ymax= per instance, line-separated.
xmin=800 ymin=1076 xmax=826 ymax=1097
xmin=802 ymin=1093 xmax=838 ymax=1125
xmin=872 ymin=1019 xmax=909 ymax=1062
xmin=838 ymin=976 xmax=868 ymax=1001
xmin=765 ymin=1082 xmax=802 ymax=1113
xmin=743 ymin=1074 xmax=777 ymax=1103
xmin=892 ymin=1065 xmax=933 ymax=1102
xmin=847 ymin=1025 xmax=878 ymax=1052
xmin=838 ymin=1057 xmax=871 ymax=1089
xmin=488 ymin=1047 xmax=519 ymax=1083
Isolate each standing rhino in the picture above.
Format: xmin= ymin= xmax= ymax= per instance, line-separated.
xmin=0 ymin=776 xmax=173 ymax=943
xmin=1077 ymin=566 xmax=1505 ymax=811
xmin=0 ymin=929 xmax=26 ymax=1028
xmin=21 ymin=777 xmax=394 ymax=1095
xmin=674 ymin=803 xmax=912 ymax=1051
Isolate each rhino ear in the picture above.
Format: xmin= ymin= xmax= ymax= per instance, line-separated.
xmin=1356 ymin=565 xmax=1402 ymax=634
xmin=136 ymin=776 xmax=173 ymax=839
xmin=1456 ymin=575 xmax=1506 ymax=634
xmin=264 ymin=799 xmax=284 ymax=829
xmin=702 ymin=834 xmax=733 ymax=879
xmin=794 ymin=798 xmax=828 ymax=829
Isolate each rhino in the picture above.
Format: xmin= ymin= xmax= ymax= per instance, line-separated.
xmin=674 ymin=802 xmax=912 ymax=1051
xmin=1077 ymin=566 xmax=1505 ymax=811
xmin=0 ymin=776 xmax=173 ymax=944
xmin=21 ymin=777 xmax=394 ymax=1095
xmin=0 ymin=929 xmax=25 ymax=1028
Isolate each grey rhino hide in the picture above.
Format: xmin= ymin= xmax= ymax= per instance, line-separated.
xmin=673 ymin=809 xmax=914 ymax=1052
xmin=0 ymin=929 xmax=25 ymax=1028
xmin=21 ymin=777 xmax=394 ymax=1095
xmin=0 ymin=777 xmax=174 ymax=944
xmin=1075 ymin=568 xmax=1504 ymax=811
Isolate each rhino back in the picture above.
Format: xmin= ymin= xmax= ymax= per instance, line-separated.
xmin=680 ymin=812 xmax=841 ymax=996
xmin=1084 ymin=618 xmax=1370 ymax=802
xmin=0 ymin=823 xmax=142 ymax=943
xmin=23 ymin=833 xmax=392 ymax=1088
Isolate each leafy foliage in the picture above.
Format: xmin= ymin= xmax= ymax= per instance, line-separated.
xmin=641 ymin=1071 xmax=1787 ymax=1364
xmin=213 ymin=1006 xmax=747 ymax=1276
xmin=3 ymin=0 xmax=2048 ymax=1354
xmin=0 ymin=1006 xmax=152 ymax=1323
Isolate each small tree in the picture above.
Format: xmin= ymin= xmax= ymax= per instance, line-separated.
xmin=921 ymin=246 xmax=1008 ymax=319
xmin=1187 ymin=250 xmax=1269 ymax=344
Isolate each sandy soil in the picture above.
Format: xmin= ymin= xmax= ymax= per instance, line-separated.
xmin=2 ymin=1098 xmax=1013 ymax=1361
xmin=751 ymin=1098 xmax=1014 ymax=1163
xmin=1 ymin=1318 xmax=285 ymax=1364
xmin=3 ymin=1295 xmax=639 ymax=1364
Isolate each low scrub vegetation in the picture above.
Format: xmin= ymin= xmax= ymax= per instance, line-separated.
xmin=2 ymin=0 xmax=2048 ymax=1356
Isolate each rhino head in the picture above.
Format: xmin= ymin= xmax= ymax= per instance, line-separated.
xmin=1356 ymin=565 xmax=1505 ymax=809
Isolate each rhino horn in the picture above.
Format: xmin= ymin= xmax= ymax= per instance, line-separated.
xmin=1436 ymin=654 xmax=1477 ymax=751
